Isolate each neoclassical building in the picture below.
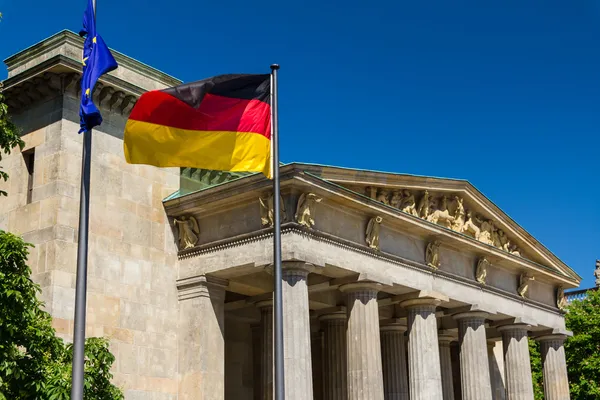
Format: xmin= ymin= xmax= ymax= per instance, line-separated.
xmin=1 ymin=31 xmax=580 ymax=400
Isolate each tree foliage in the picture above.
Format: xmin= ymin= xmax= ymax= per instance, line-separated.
xmin=0 ymin=231 xmax=123 ymax=399
xmin=0 ymin=81 xmax=23 ymax=196
xmin=564 ymin=289 xmax=600 ymax=399
xmin=529 ymin=289 xmax=600 ymax=399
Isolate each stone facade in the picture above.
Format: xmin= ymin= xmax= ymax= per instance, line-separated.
xmin=2 ymin=31 xmax=581 ymax=400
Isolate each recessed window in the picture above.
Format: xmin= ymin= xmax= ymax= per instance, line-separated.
xmin=23 ymin=149 xmax=35 ymax=204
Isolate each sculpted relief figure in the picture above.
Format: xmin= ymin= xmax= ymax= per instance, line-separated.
xmin=377 ymin=189 xmax=390 ymax=205
xmin=509 ymin=243 xmax=522 ymax=257
xmin=417 ymin=190 xmax=431 ymax=220
xmin=478 ymin=219 xmax=494 ymax=245
xmin=496 ymin=229 xmax=510 ymax=251
xmin=401 ymin=190 xmax=418 ymax=216
xmin=557 ymin=286 xmax=568 ymax=310
xmin=429 ymin=195 xmax=455 ymax=228
xmin=366 ymin=216 xmax=383 ymax=250
xmin=260 ymin=193 xmax=287 ymax=227
xmin=463 ymin=210 xmax=481 ymax=239
xmin=476 ymin=257 xmax=489 ymax=285
xmin=425 ymin=240 xmax=441 ymax=269
xmin=452 ymin=196 xmax=465 ymax=232
xmin=595 ymin=260 xmax=600 ymax=287
xmin=390 ymin=191 xmax=403 ymax=208
xmin=295 ymin=193 xmax=322 ymax=228
xmin=518 ymin=273 xmax=534 ymax=298
xmin=174 ymin=215 xmax=200 ymax=250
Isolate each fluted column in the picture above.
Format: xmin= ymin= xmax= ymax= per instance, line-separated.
xmin=177 ymin=276 xmax=227 ymax=400
xmin=282 ymin=264 xmax=314 ymax=400
xmin=311 ymin=330 xmax=324 ymax=400
xmin=487 ymin=340 xmax=506 ymax=400
xmin=454 ymin=312 xmax=492 ymax=400
xmin=400 ymin=298 xmax=443 ymax=400
xmin=438 ymin=334 xmax=455 ymax=400
xmin=498 ymin=324 xmax=534 ymax=400
xmin=381 ymin=323 xmax=409 ymax=400
xmin=537 ymin=334 xmax=570 ymax=400
xmin=257 ymin=301 xmax=273 ymax=400
xmin=341 ymin=283 xmax=385 ymax=400
xmin=320 ymin=311 xmax=347 ymax=400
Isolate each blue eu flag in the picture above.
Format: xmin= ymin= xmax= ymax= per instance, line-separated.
xmin=79 ymin=0 xmax=118 ymax=133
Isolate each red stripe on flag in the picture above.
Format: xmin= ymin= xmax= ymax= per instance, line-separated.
xmin=128 ymin=91 xmax=271 ymax=139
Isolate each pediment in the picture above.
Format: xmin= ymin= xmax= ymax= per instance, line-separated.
xmin=297 ymin=164 xmax=579 ymax=283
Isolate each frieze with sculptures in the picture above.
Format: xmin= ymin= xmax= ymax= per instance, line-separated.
xmin=365 ymin=187 xmax=524 ymax=258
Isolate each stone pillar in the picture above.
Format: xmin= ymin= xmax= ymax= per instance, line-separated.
xmin=487 ymin=341 xmax=506 ymax=400
xmin=320 ymin=311 xmax=347 ymax=400
xmin=311 ymin=330 xmax=324 ymax=400
xmin=380 ymin=323 xmax=409 ymax=400
xmin=257 ymin=301 xmax=273 ymax=400
xmin=537 ymin=335 xmax=570 ymax=400
xmin=438 ymin=334 xmax=455 ymax=400
xmin=177 ymin=275 xmax=227 ymax=400
xmin=498 ymin=324 xmax=534 ymax=400
xmin=282 ymin=263 xmax=314 ymax=400
xmin=252 ymin=325 xmax=262 ymax=400
xmin=341 ymin=283 xmax=385 ymax=400
xmin=400 ymin=298 xmax=443 ymax=400
xmin=454 ymin=312 xmax=492 ymax=400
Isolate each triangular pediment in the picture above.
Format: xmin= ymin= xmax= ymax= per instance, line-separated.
xmin=296 ymin=164 xmax=579 ymax=283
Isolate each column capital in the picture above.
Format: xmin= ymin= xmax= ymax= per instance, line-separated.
xmin=176 ymin=275 xmax=228 ymax=301
xmin=453 ymin=311 xmax=489 ymax=321
xmin=319 ymin=310 xmax=347 ymax=322
xmin=400 ymin=297 xmax=442 ymax=309
xmin=438 ymin=333 xmax=456 ymax=344
xmin=256 ymin=299 xmax=274 ymax=309
xmin=380 ymin=322 xmax=407 ymax=333
xmin=339 ymin=281 xmax=382 ymax=294
xmin=497 ymin=323 xmax=532 ymax=333
xmin=535 ymin=333 xmax=568 ymax=344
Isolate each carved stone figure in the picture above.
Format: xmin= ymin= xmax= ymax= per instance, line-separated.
xmin=366 ymin=216 xmax=383 ymax=250
xmin=556 ymin=286 xmax=567 ymax=310
xmin=295 ymin=193 xmax=322 ymax=228
xmin=259 ymin=193 xmax=287 ymax=227
xmin=390 ymin=191 xmax=403 ymax=208
xmin=376 ymin=189 xmax=390 ymax=205
xmin=174 ymin=215 xmax=200 ymax=249
xmin=476 ymin=257 xmax=489 ymax=285
xmin=509 ymin=243 xmax=522 ymax=257
xmin=417 ymin=190 xmax=431 ymax=219
xmin=401 ymin=190 xmax=418 ymax=216
xmin=518 ymin=273 xmax=534 ymax=298
xmin=428 ymin=195 xmax=455 ymax=228
xmin=595 ymin=260 xmax=600 ymax=287
xmin=462 ymin=210 xmax=481 ymax=239
xmin=497 ymin=229 xmax=510 ymax=251
xmin=425 ymin=240 xmax=441 ymax=269
xmin=451 ymin=196 xmax=465 ymax=232
xmin=479 ymin=219 xmax=494 ymax=245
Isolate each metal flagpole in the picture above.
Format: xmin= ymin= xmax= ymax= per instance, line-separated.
xmin=70 ymin=0 xmax=96 ymax=398
xmin=270 ymin=64 xmax=285 ymax=400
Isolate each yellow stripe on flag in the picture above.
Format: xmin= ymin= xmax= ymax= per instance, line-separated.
xmin=123 ymin=120 xmax=272 ymax=178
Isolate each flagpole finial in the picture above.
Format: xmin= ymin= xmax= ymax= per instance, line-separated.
xmin=270 ymin=64 xmax=280 ymax=71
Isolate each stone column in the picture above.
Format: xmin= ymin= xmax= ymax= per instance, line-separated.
xmin=257 ymin=301 xmax=273 ymax=400
xmin=282 ymin=263 xmax=314 ymax=400
xmin=454 ymin=312 xmax=492 ymax=400
xmin=438 ymin=334 xmax=455 ymax=400
xmin=320 ymin=311 xmax=347 ymax=400
xmin=487 ymin=341 xmax=506 ymax=400
xmin=400 ymin=298 xmax=443 ymax=400
xmin=341 ymin=283 xmax=385 ymax=400
xmin=177 ymin=275 xmax=227 ymax=400
xmin=311 ymin=330 xmax=324 ymax=400
xmin=252 ymin=325 xmax=262 ymax=400
xmin=537 ymin=334 xmax=570 ymax=400
xmin=380 ymin=323 xmax=409 ymax=400
xmin=498 ymin=324 xmax=534 ymax=400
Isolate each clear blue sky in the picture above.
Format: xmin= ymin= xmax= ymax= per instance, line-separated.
xmin=1 ymin=0 xmax=598 ymax=287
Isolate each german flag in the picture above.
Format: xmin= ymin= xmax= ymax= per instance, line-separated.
xmin=124 ymin=74 xmax=272 ymax=177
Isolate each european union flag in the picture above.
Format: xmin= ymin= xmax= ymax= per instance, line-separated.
xmin=79 ymin=0 xmax=118 ymax=133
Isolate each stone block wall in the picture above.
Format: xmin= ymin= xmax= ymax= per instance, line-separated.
xmin=0 ymin=93 xmax=180 ymax=399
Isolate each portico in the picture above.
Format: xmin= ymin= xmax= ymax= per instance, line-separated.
xmin=168 ymin=164 xmax=578 ymax=400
